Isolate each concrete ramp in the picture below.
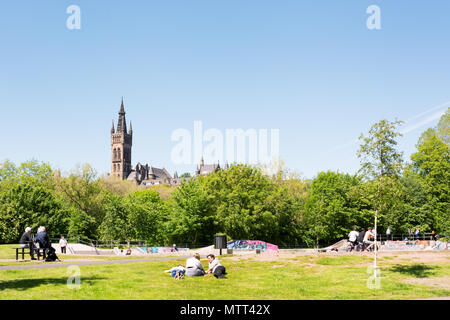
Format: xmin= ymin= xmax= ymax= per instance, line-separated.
xmin=320 ymin=239 xmax=449 ymax=252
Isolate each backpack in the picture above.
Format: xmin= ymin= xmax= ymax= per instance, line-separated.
xmin=45 ymin=247 xmax=59 ymax=262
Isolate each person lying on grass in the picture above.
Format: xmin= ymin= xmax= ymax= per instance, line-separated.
xmin=164 ymin=265 xmax=185 ymax=279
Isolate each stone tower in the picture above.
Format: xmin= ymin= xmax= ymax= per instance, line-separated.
xmin=111 ymin=98 xmax=132 ymax=179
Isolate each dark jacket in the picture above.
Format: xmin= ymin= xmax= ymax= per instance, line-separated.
xmin=358 ymin=231 xmax=366 ymax=243
xmin=34 ymin=232 xmax=51 ymax=248
xmin=19 ymin=232 xmax=32 ymax=245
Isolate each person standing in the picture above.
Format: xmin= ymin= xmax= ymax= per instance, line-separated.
xmin=386 ymin=227 xmax=391 ymax=241
xmin=59 ymin=235 xmax=68 ymax=254
xmin=19 ymin=227 xmax=36 ymax=260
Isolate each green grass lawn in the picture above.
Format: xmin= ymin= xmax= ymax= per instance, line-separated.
xmin=1 ymin=246 xmax=449 ymax=300
xmin=0 ymin=244 xmax=189 ymax=266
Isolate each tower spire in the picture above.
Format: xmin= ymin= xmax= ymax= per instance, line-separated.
xmin=120 ymin=97 xmax=125 ymax=113
xmin=117 ymin=98 xmax=127 ymax=133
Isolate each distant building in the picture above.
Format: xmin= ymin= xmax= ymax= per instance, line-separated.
xmin=110 ymin=99 xmax=224 ymax=186
xmin=195 ymin=157 xmax=229 ymax=177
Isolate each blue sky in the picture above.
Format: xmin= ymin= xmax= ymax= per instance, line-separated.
xmin=1 ymin=0 xmax=449 ymax=179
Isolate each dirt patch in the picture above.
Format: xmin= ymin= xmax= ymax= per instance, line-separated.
xmin=404 ymin=276 xmax=450 ymax=290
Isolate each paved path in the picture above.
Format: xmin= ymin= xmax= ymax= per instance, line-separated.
xmin=0 ymin=256 xmax=190 ymax=271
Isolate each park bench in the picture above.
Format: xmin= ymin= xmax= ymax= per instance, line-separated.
xmin=13 ymin=246 xmax=33 ymax=261
xmin=34 ymin=247 xmax=48 ymax=260
xmin=13 ymin=245 xmax=49 ymax=261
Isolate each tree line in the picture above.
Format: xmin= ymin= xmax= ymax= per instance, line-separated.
xmin=0 ymin=110 xmax=448 ymax=246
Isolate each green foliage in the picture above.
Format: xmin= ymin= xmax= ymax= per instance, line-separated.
xmin=436 ymin=107 xmax=449 ymax=144
xmin=304 ymin=171 xmax=360 ymax=246
xmin=0 ymin=160 xmax=69 ymax=243
xmin=99 ymin=193 xmax=130 ymax=240
xmin=127 ymin=189 xmax=169 ymax=244
xmin=166 ymin=179 xmax=214 ymax=244
xmin=358 ymin=119 xmax=404 ymax=179
xmin=54 ymin=163 xmax=107 ymax=238
xmin=410 ymin=125 xmax=450 ymax=233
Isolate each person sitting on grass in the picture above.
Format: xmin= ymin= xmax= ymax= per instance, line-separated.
xmin=206 ymin=254 xmax=227 ymax=279
xmin=19 ymin=227 xmax=36 ymax=260
xmin=185 ymin=253 xmax=205 ymax=277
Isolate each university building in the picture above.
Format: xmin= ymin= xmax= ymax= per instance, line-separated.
xmin=110 ymin=99 xmax=227 ymax=186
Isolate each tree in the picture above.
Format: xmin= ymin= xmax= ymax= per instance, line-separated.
xmin=303 ymin=171 xmax=360 ymax=246
xmin=0 ymin=160 xmax=69 ymax=243
xmin=166 ymin=179 xmax=214 ymax=245
xmin=127 ymin=189 xmax=169 ymax=244
xmin=357 ymin=119 xmax=404 ymax=179
xmin=203 ymin=164 xmax=302 ymax=244
xmin=436 ymin=107 xmax=449 ymax=144
xmin=99 ymin=193 xmax=130 ymax=240
xmin=357 ymin=119 xmax=405 ymax=236
xmin=53 ymin=163 xmax=107 ymax=238
xmin=410 ymin=123 xmax=450 ymax=234
xmin=0 ymin=182 xmax=70 ymax=243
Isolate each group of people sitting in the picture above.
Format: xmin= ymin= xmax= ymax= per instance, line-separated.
xmin=348 ymin=227 xmax=377 ymax=252
xmin=165 ymin=253 xmax=227 ymax=279
xmin=19 ymin=226 xmax=60 ymax=260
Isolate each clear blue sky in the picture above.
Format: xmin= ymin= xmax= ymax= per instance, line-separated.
xmin=1 ymin=0 xmax=449 ymax=179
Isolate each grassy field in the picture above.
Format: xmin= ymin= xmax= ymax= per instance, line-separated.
xmin=0 ymin=245 xmax=449 ymax=300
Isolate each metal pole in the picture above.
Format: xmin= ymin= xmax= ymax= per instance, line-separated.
xmin=374 ymin=209 xmax=378 ymax=278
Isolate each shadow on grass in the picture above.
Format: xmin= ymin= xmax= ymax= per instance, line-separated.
xmin=0 ymin=276 xmax=106 ymax=291
xmin=389 ymin=264 xmax=440 ymax=278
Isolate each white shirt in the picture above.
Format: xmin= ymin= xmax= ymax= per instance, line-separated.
xmin=59 ymin=239 xmax=67 ymax=247
xmin=348 ymin=231 xmax=359 ymax=242
xmin=186 ymin=257 xmax=203 ymax=270
xmin=208 ymin=259 xmax=222 ymax=273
